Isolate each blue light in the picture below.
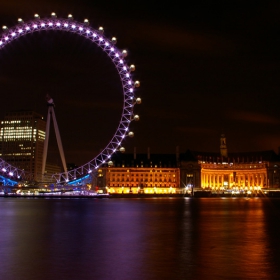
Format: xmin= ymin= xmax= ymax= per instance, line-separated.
xmin=68 ymin=174 xmax=90 ymax=185
xmin=0 ymin=175 xmax=18 ymax=186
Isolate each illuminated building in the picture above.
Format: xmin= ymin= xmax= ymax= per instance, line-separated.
xmin=99 ymin=150 xmax=181 ymax=194
xmin=180 ymin=134 xmax=280 ymax=191
xmin=0 ymin=111 xmax=46 ymax=181
xmin=99 ymin=136 xmax=280 ymax=195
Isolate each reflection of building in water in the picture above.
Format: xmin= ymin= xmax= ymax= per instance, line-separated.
xmin=99 ymin=149 xmax=180 ymax=194
xmin=180 ymin=134 xmax=280 ymax=190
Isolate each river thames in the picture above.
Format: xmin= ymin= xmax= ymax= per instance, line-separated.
xmin=1 ymin=197 xmax=280 ymax=280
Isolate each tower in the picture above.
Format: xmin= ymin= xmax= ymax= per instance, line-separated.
xmin=0 ymin=111 xmax=46 ymax=181
xmin=220 ymin=134 xmax=228 ymax=158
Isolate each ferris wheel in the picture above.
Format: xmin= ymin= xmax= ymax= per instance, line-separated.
xmin=0 ymin=13 xmax=141 ymax=184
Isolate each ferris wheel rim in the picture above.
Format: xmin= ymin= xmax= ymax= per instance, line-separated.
xmin=0 ymin=14 xmax=140 ymax=184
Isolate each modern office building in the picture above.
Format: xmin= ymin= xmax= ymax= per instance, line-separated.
xmin=0 ymin=111 xmax=46 ymax=181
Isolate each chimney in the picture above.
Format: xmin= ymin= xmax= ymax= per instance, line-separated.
xmin=220 ymin=134 xmax=228 ymax=158
xmin=176 ymin=146 xmax=180 ymax=161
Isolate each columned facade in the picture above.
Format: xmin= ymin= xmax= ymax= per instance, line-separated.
xmin=200 ymin=162 xmax=267 ymax=189
xmin=180 ymin=136 xmax=280 ymax=190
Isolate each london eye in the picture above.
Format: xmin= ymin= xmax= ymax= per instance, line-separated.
xmin=0 ymin=13 xmax=141 ymax=185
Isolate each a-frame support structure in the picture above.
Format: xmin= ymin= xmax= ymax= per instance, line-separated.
xmin=42 ymin=95 xmax=68 ymax=180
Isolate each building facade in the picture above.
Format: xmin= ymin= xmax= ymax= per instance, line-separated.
xmin=0 ymin=111 xmax=46 ymax=181
xmin=97 ymin=135 xmax=280 ymax=194
xmin=97 ymin=151 xmax=181 ymax=194
xmin=180 ymin=135 xmax=280 ymax=191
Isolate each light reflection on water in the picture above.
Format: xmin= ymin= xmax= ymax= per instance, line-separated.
xmin=0 ymin=197 xmax=280 ymax=280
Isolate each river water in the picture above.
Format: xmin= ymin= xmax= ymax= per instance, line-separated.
xmin=1 ymin=197 xmax=280 ymax=280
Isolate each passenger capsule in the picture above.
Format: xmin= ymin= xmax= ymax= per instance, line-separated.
xmin=122 ymin=50 xmax=128 ymax=57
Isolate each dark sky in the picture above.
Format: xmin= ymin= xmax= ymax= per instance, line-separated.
xmin=0 ymin=1 xmax=280 ymax=167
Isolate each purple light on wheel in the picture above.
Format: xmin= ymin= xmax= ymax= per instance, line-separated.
xmin=0 ymin=14 xmax=140 ymax=184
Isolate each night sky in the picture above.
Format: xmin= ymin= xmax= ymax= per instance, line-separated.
xmin=0 ymin=1 xmax=280 ymax=167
